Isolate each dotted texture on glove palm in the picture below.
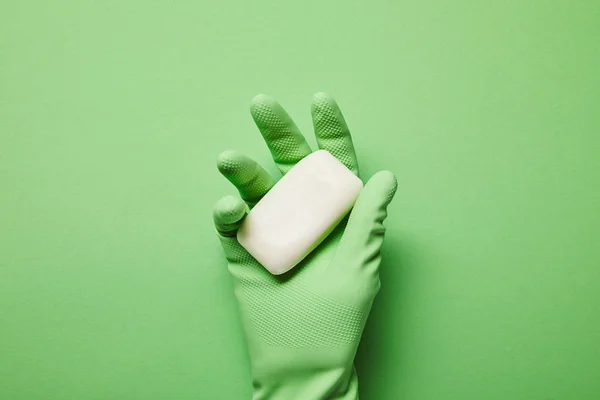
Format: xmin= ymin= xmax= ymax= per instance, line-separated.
xmin=237 ymin=269 xmax=364 ymax=348
xmin=220 ymin=237 xmax=365 ymax=349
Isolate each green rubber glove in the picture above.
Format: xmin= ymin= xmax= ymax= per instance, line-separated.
xmin=213 ymin=93 xmax=398 ymax=400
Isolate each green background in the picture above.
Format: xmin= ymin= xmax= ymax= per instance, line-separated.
xmin=1 ymin=1 xmax=599 ymax=399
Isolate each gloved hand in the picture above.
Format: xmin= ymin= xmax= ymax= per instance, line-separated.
xmin=213 ymin=93 xmax=398 ymax=400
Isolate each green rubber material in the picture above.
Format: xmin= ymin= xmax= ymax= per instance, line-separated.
xmin=213 ymin=93 xmax=398 ymax=399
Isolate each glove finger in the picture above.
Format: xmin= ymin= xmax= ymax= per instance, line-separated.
xmin=213 ymin=195 xmax=273 ymax=283
xmin=213 ymin=195 xmax=255 ymax=266
xmin=213 ymin=195 xmax=247 ymax=237
xmin=217 ymin=150 xmax=276 ymax=207
xmin=335 ymin=170 xmax=398 ymax=277
xmin=311 ymin=92 xmax=359 ymax=175
xmin=250 ymin=94 xmax=312 ymax=175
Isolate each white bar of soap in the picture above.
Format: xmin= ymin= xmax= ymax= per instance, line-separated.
xmin=237 ymin=150 xmax=363 ymax=275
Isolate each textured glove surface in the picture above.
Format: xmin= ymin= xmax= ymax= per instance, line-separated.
xmin=213 ymin=93 xmax=398 ymax=400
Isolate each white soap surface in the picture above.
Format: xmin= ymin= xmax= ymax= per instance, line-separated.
xmin=237 ymin=150 xmax=363 ymax=275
